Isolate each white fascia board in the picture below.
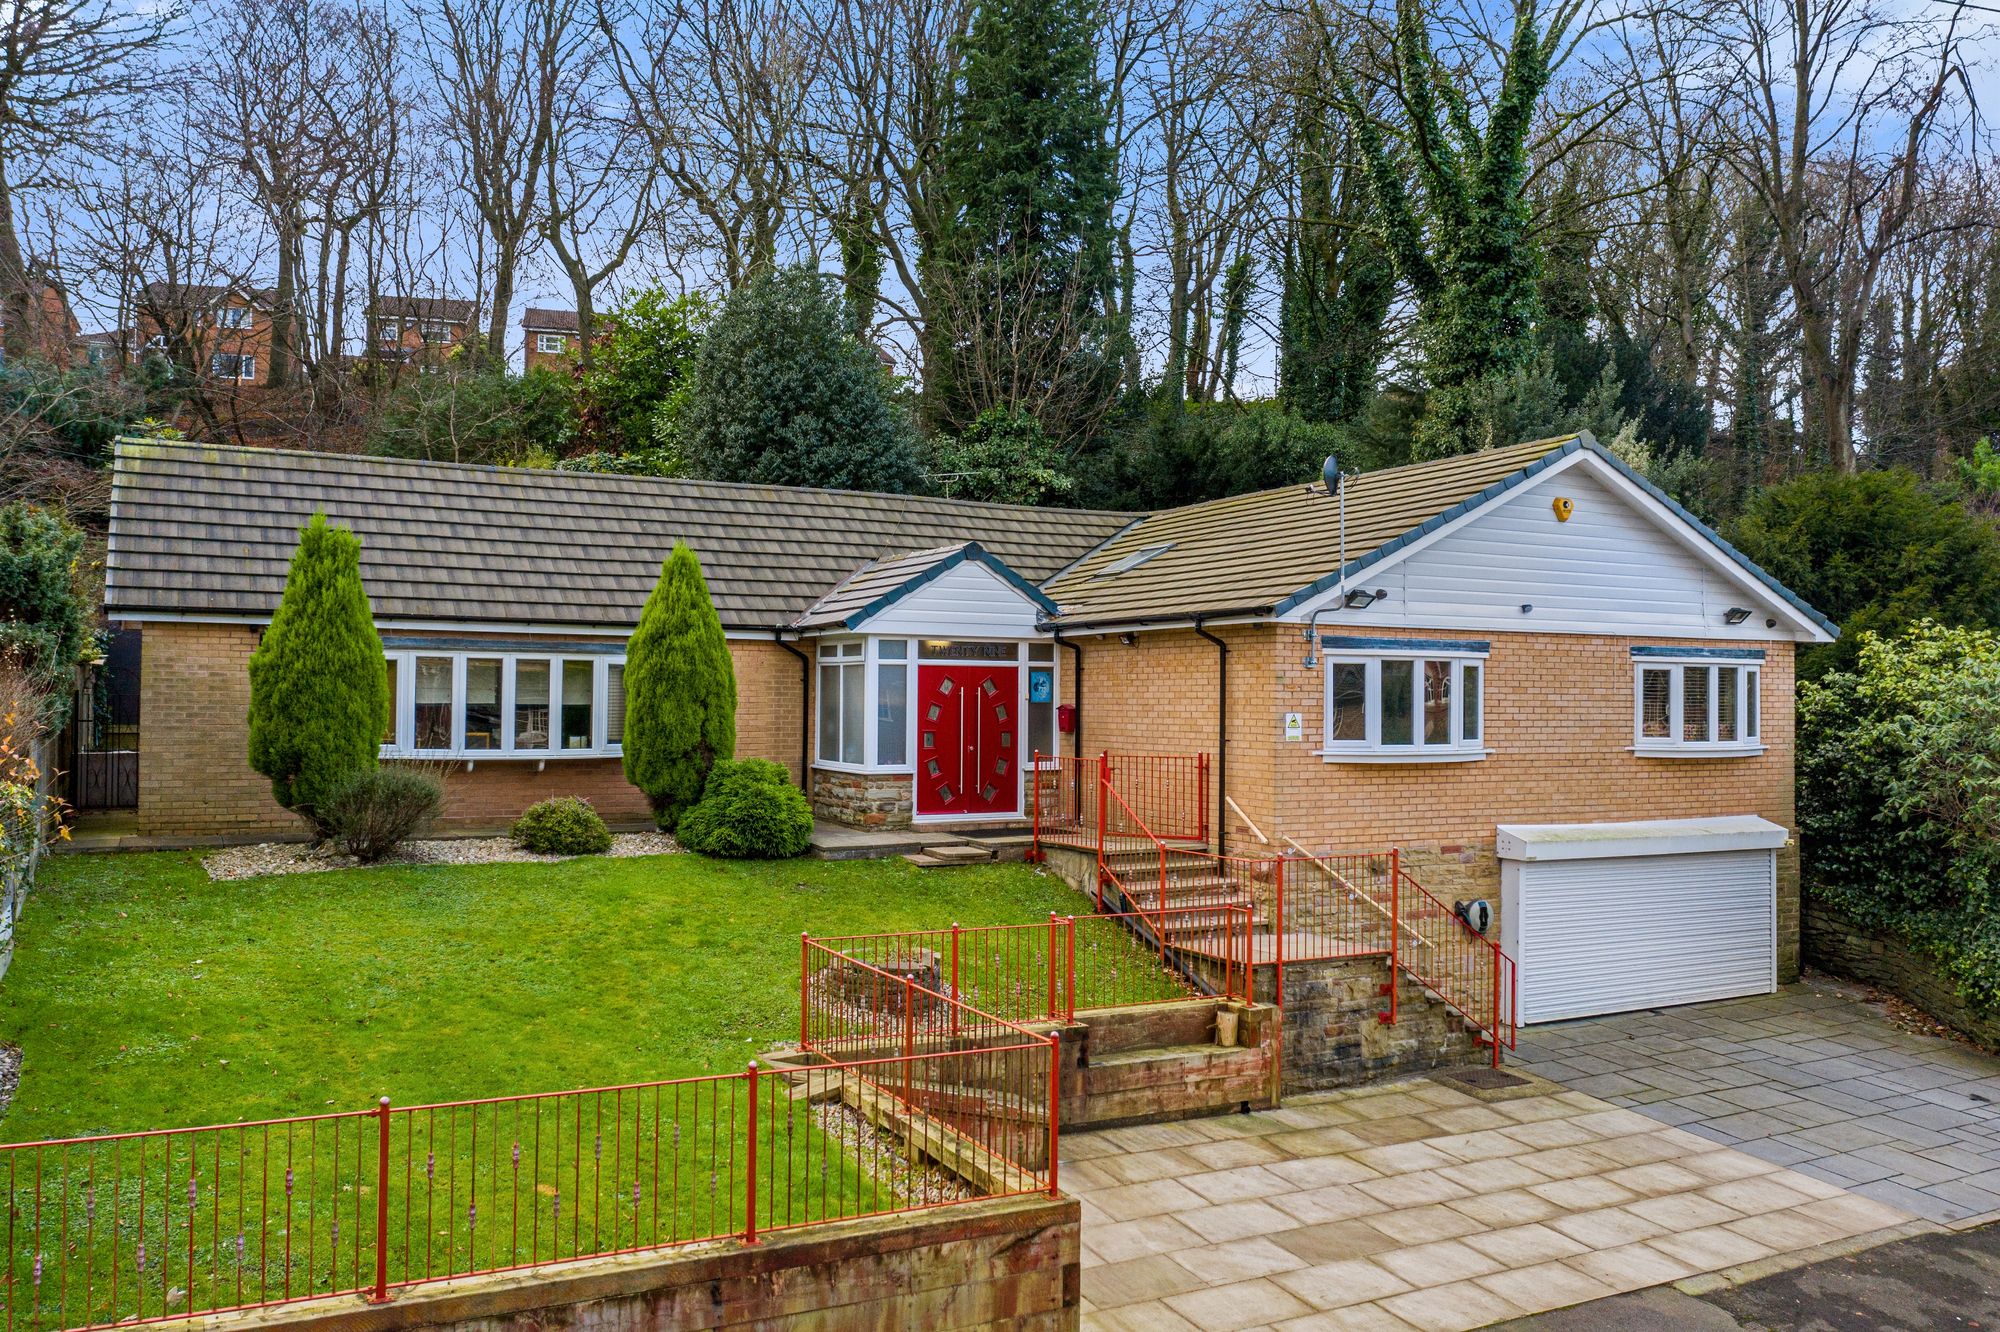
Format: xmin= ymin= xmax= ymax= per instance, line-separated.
xmin=1496 ymin=815 xmax=1790 ymax=862
xmin=1280 ymin=450 xmax=1831 ymax=643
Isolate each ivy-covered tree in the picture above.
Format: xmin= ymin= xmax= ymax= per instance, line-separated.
xmin=681 ymin=267 xmax=923 ymax=492
xmin=920 ymin=0 xmax=1119 ymax=447
xmin=623 ymin=542 xmax=737 ymax=831
xmin=1345 ymin=0 xmax=1551 ymax=457
xmin=247 ymin=514 xmax=387 ymax=834
xmin=924 ymin=408 xmax=1076 ymax=505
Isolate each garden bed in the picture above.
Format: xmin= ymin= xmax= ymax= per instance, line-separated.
xmin=204 ymin=832 xmax=683 ymax=881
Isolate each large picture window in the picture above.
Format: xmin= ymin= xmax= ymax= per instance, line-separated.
xmin=1319 ymin=645 xmax=1488 ymax=761
xmin=1633 ymin=656 xmax=1762 ymax=755
xmin=382 ymin=649 xmax=624 ymax=758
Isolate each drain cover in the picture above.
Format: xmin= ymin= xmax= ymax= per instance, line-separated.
xmin=1438 ymin=1066 xmax=1531 ymax=1091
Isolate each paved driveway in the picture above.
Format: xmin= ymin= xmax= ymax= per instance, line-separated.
xmin=1064 ymin=1077 xmax=1914 ymax=1331
xmin=1511 ymin=978 xmax=2000 ymax=1228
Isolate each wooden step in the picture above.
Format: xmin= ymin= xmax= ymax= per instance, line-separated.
xmin=1078 ymin=999 xmax=1223 ymax=1055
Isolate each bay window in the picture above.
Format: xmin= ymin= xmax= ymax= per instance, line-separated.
xmin=381 ymin=649 xmax=624 ymax=758
xmin=1319 ymin=642 xmax=1488 ymax=761
xmin=1633 ymin=652 xmax=1762 ymax=755
xmin=815 ymin=637 xmax=1057 ymax=772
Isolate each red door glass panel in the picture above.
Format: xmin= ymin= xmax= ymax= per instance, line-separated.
xmin=915 ymin=663 xmax=1019 ymax=816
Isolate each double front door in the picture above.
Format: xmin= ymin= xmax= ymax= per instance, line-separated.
xmin=915 ymin=662 xmax=1019 ymax=817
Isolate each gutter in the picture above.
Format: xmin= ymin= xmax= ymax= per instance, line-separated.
xmin=1052 ymin=627 xmax=1082 ymax=757
xmin=1192 ymin=616 xmax=1229 ymax=857
xmin=773 ymin=630 xmax=811 ymax=783
xmin=1046 ymin=605 xmax=1275 ymax=636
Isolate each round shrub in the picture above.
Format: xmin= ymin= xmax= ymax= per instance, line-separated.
xmin=512 ymin=796 xmax=613 ymax=856
xmin=675 ymin=759 xmax=812 ymax=859
xmin=322 ymin=766 xmax=445 ymax=862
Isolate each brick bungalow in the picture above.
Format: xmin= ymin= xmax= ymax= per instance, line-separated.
xmin=104 ymin=432 xmax=1834 ymax=1024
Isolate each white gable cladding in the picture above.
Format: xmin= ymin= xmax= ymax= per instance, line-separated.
xmin=1324 ymin=463 xmax=1798 ymax=641
xmin=853 ymin=560 xmax=1047 ymax=638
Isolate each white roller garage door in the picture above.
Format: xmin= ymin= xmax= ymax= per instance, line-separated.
xmin=1498 ymin=817 xmax=1786 ymax=1025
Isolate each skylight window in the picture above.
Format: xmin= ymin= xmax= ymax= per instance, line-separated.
xmin=1095 ymin=542 xmax=1174 ymax=578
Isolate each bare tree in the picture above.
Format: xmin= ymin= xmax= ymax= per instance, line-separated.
xmin=1710 ymin=0 xmax=1984 ymax=470
xmin=424 ymin=0 xmax=578 ymax=361
xmin=0 ymin=0 xmax=176 ymax=362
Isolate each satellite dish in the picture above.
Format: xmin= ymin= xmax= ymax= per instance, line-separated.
xmin=1322 ymin=454 xmax=1342 ymax=494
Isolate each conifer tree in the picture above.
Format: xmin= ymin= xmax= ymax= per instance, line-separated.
xmin=623 ymin=543 xmax=738 ymax=831
xmin=921 ymin=0 xmax=1119 ymax=445
xmin=247 ymin=514 xmax=386 ymax=834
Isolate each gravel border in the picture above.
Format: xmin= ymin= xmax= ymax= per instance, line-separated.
xmin=205 ymin=833 xmax=682 ymax=881
xmin=0 ymin=1042 xmax=19 ymax=1124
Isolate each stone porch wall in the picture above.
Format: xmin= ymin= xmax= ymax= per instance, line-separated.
xmin=811 ymin=767 xmax=914 ymax=828
xmin=198 ymin=1196 xmax=1079 ymax=1332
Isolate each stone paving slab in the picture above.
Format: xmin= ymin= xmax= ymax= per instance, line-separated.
xmin=1512 ymin=978 xmax=2000 ymax=1229
xmin=1069 ymin=1074 xmax=1914 ymax=1332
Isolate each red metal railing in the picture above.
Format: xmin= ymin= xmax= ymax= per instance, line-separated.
xmin=1389 ymin=868 xmax=1516 ymax=1065
xmin=1029 ymin=751 xmax=1209 ymax=866
xmin=5 ymin=1039 xmax=1059 ymax=1332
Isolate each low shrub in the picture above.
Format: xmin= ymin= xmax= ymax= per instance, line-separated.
xmin=675 ymin=758 xmax=812 ymax=859
xmin=512 ymin=796 xmax=613 ymax=856
xmin=321 ymin=767 xmax=445 ymax=862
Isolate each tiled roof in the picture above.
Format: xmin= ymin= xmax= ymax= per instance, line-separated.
xmin=141 ymin=282 xmax=276 ymax=308
xmin=1044 ymin=436 xmax=1582 ymax=625
xmin=792 ymin=542 xmax=1058 ymax=629
xmin=106 ymin=441 xmax=1135 ymax=631
xmin=521 ymin=308 xmax=580 ymax=333
xmin=372 ymin=295 xmax=476 ymax=323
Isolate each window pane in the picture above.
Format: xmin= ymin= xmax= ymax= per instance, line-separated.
xmin=878 ymin=639 xmax=908 ymax=660
xmin=1717 ymin=666 xmax=1739 ymax=742
xmin=1461 ymin=663 xmax=1481 ymax=742
xmin=383 ymin=659 xmax=398 ymax=745
xmin=606 ymin=663 xmax=626 ymax=746
xmin=561 ymin=659 xmax=594 ymax=749
xmin=877 ymin=663 xmax=908 ymax=765
xmin=415 ymin=657 xmax=452 ymax=749
xmin=514 ymin=660 xmax=550 ymax=750
xmin=1380 ymin=660 xmax=1414 ymax=745
xmin=1329 ymin=663 xmax=1366 ymax=742
xmin=1027 ymin=642 xmax=1054 ymax=661
xmin=841 ymin=662 xmax=864 ymax=764
xmin=1423 ymin=660 xmax=1452 ymax=745
xmin=818 ymin=664 xmax=840 ymax=761
xmin=1746 ymin=671 xmax=1759 ymax=737
xmin=1026 ymin=666 xmax=1054 ymax=758
xmin=1641 ymin=669 xmax=1671 ymax=739
xmin=1682 ymin=666 xmax=1711 ymax=742
xmin=464 ymin=658 xmax=501 ymax=750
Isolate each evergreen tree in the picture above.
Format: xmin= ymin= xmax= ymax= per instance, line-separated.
xmin=623 ymin=543 xmax=738 ymax=831
xmin=1345 ymin=0 xmax=1551 ymax=457
xmin=0 ymin=503 xmax=90 ymax=730
xmin=573 ymin=288 xmax=711 ymax=459
xmin=920 ymin=0 xmax=1119 ymax=446
xmin=247 ymin=515 xmax=387 ymax=834
xmin=681 ymin=267 xmax=924 ymax=492
xmin=1217 ymin=252 xmax=1253 ymax=401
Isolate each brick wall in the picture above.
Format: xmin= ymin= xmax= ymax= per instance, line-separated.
xmin=1067 ymin=625 xmax=1803 ymax=979
xmin=205 ymin=1197 xmax=1079 ymax=1332
xmin=135 ymin=624 xmax=807 ymax=843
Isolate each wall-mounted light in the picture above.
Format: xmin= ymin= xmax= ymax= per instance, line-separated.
xmin=1724 ymin=606 xmax=1753 ymax=625
xmin=1520 ymin=603 xmax=1533 ymax=614
xmin=1118 ymin=632 xmax=1137 ymax=646
xmin=1343 ymin=588 xmax=1383 ymax=610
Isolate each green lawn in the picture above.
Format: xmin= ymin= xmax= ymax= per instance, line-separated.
xmin=0 ymin=850 xmax=1102 ymax=1144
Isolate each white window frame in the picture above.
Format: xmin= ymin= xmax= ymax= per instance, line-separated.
xmin=210 ymin=352 xmax=255 ymax=381
xmin=215 ymin=305 xmax=250 ymax=329
xmin=1318 ymin=644 xmax=1490 ymax=763
xmin=1632 ymin=657 xmax=1763 ymax=758
xmin=812 ymin=636 xmax=1059 ymax=775
xmin=536 ymin=332 xmax=568 ymax=354
xmin=380 ymin=649 xmax=626 ymax=760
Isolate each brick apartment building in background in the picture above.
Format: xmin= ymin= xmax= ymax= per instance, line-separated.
xmin=369 ymin=295 xmax=476 ymax=370
xmin=135 ymin=283 xmax=275 ymax=386
xmin=0 ymin=272 xmax=85 ymax=369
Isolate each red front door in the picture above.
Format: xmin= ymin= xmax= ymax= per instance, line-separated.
xmin=916 ymin=663 xmax=1019 ymax=817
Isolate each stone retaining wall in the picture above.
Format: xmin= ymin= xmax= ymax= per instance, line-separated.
xmin=1255 ymin=957 xmax=1485 ymax=1093
xmin=1802 ymin=899 xmax=2000 ymax=1051
xmin=202 ymin=1196 xmax=1078 ymax=1332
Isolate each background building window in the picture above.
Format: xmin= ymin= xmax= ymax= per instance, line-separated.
xmin=537 ymin=333 xmax=567 ymax=354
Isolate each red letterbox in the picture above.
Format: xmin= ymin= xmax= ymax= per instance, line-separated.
xmin=1056 ymin=703 xmax=1077 ymax=734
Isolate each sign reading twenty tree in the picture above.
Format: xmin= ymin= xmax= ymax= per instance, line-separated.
xmin=247 ymin=514 xmax=387 ymax=836
xmin=624 ymin=543 xmax=738 ymax=831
